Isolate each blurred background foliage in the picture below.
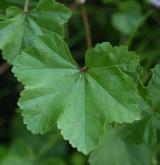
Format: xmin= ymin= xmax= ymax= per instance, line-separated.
xmin=0 ymin=0 xmax=160 ymax=164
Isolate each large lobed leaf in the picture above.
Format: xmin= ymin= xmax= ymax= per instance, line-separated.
xmin=0 ymin=0 xmax=71 ymax=63
xmin=12 ymin=33 xmax=141 ymax=154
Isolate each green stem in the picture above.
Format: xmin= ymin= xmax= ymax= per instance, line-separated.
xmin=24 ymin=0 xmax=30 ymax=13
xmin=80 ymin=4 xmax=92 ymax=48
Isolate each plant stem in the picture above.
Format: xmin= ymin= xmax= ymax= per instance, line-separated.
xmin=24 ymin=0 xmax=30 ymax=13
xmin=0 ymin=62 xmax=11 ymax=77
xmin=80 ymin=4 xmax=92 ymax=48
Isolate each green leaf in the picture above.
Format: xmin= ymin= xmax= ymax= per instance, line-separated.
xmin=112 ymin=9 xmax=143 ymax=35
xmin=0 ymin=0 xmax=71 ymax=63
xmin=0 ymin=140 xmax=33 ymax=165
xmin=148 ymin=64 xmax=160 ymax=110
xmin=0 ymin=113 xmax=68 ymax=165
xmin=89 ymin=128 xmax=152 ymax=165
xmin=138 ymin=64 xmax=160 ymax=112
xmin=122 ymin=115 xmax=158 ymax=145
xmin=0 ymin=139 xmax=67 ymax=165
xmin=126 ymin=64 xmax=160 ymax=147
xmin=12 ymin=33 xmax=141 ymax=154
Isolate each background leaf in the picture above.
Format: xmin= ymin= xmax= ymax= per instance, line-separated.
xmin=89 ymin=128 xmax=152 ymax=165
xmin=0 ymin=0 xmax=71 ymax=63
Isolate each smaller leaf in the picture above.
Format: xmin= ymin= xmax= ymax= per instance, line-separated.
xmin=112 ymin=9 xmax=143 ymax=35
xmin=0 ymin=0 xmax=72 ymax=63
xmin=0 ymin=139 xmax=67 ymax=165
xmin=123 ymin=115 xmax=157 ymax=145
xmin=0 ymin=140 xmax=33 ymax=165
xmin=89 ymin=128 xmax=152 ymax=165
xmin=148 ymin=64 xmax=160 ymax=110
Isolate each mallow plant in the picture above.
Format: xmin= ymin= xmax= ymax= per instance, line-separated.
xmin=0 ymin=0 xmax=160 ymax=164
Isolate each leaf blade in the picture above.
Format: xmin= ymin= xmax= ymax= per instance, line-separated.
xmin=12 ymin=33 xmax=141 ymax=154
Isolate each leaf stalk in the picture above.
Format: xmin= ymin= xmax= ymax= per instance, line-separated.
xmin=80 ymin=4 xmax=92 ymax=48
xmin=24 ymin=0 xmax=30 ymax=13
